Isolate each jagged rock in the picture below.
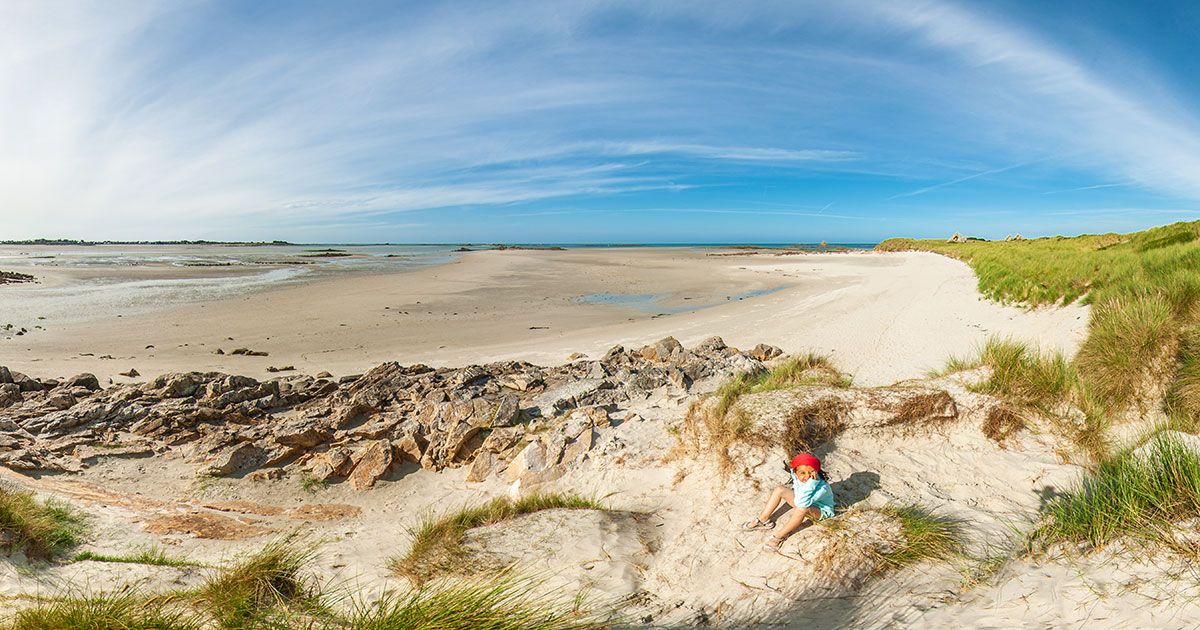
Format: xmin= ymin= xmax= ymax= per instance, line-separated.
xmin=395 ymin=433 xmax=426 ymax=463
xmin=481 ymin=426 xmax=522 ymax=453
xmin=749 ymin=344 xmax=783 ymax=361
xmin=420 ymin=424 xmax=481 ymax=471
xmin=274 ymin=420 xmax=334 ymax=448
xmin=465 ymin=450 xmax=497 ymax=482
xmin=491 ymin=395 xmax=521 ymax=427
xmin=498 ymin=372 xmax=541 ymax=392
xmin=507 ymin=440 xmax=549 ymax=482
xmin=247 ymin=468 xmax=285 ymax=482
xmin=196 ymin=442 xmax=265 ymax=476
xmin=0 ymin=384 xmax=21 ymax=408
xmin=562 ymin=427 xmax=596 ymax=463
xmin=10 ymin=372 xmax=43 ymax=393
xmin=348 ymin=439 xmax=393 ymax=490
xmin=0 ymin=338 xmax=777 ymax=486
xmin=45 ymin=391 xmax=76 ymax=410
xmin=66 ymin=374 xmax=100 ymax=391
xmin=640 ymin=337 xmax=685 ymax=363
xmin=948 ymin=231 xmax=967 ymax=243
xmin=0 ymin=367 xmax=11 ymax=384
xmin=567 ymin=352 xmax=587 ymax=361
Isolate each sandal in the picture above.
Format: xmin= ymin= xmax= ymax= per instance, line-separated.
xmin=741 ymin=518 xmax=775 ymax=531
xmin=762 ymin=535 xmax=785 ymax=552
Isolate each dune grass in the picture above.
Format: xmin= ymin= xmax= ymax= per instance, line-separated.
xmin=0 ymin=540 xmax=610 ymax=630
xmin=193 ymin=536 xmax=327 ymax=629
xmin=1031 ymin=433 xmax=1200 ymax=556
xmin=72 ymin=546 xmax=200 ymax=568
xmin=712 ymin=352 xmax=849 ymax=420
xmin=0 ymin=486 xmax=87 ymax=560
xmin=392 ymin=493 xmax=607 ymax=586
xmin=0 ymin=592 xmax=201 ymax=630
xmin=346 ymin=576 xmax=607 ymax=630
xmin=881 ymin=220 xmax=1200 ymax=458
xmin=875 ymin=505 xmax=963 ymax=569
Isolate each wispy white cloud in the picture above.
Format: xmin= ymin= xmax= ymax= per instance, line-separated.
xmin=888 ymin=161 xmax=1035 ymax=200
xmin=857 ymin=0 xmax=1200 ymax=200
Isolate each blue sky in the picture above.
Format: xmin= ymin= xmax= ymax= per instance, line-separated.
xmin=3 ymin=0 xmax=1199 ymax=243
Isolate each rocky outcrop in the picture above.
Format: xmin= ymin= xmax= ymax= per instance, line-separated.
xmin=0 ymin=336 xmax=766 ymax=487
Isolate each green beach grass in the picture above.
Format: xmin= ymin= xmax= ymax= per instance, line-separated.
xmin=392 ymin=493 xmax=608 ymax=585
xmin=880 ymin=220 xmax=1200 ymax=455
xmin=1031 ymin=433 xmax=1200 ymax=556
xmin=0 ymin=539 xmax=609 ymax=630
xmin=0 ymin=486 xmax=87 ymax=560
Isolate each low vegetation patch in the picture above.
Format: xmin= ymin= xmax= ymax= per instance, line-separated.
xmin=0 ymin=593 xmax=200 ymax=630
xmin=73 ymin=546 xmax=199 ymax=567
xmin=392 ymin=493 xmax=606 ymax=585
xmin=1031 ymin=433 xmax=1200 ymax=556
xmin=347 ymin=575 xmax=607 ymax=630
xmin=712 ymin=352 xmax=849 ymax=420
xmin=0 ymin=544 xmax=608 ymax=630
xmin=193 ymin=536 xmax=327 ymax=628
xmin=875 ymin=505 xmax=963 ymax=569
xmin=0 ymin=486 xmax=87 ymax=560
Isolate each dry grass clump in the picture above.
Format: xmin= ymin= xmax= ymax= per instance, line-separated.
xmin=0 ymin=486 xmax=87 ymax=560
xmin=782 ymin=398 xmax=848 ymax=455
xmin=884 ymin=390 xmax=956 ymax=430
xmin=874 ymin=505 xmax=963 ymax=569
xmin=0 ymin=542 xmax=609 ymax=630
xmin=392 ymin=493 xmax=605 ymax=585
xmin=1031 ymin=433 xmax=1200 ymax=556
xmin=981 ymin=404 xmax=1023 ymax=446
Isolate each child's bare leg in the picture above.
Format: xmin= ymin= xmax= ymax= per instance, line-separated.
xmin=757 ymin=485 xmax=794 ymax=523
xmin=775 ymin=506 xmax=822 ymax=539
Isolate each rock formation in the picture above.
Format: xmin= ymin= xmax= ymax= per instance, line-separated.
xmin=0 ymin=336 xmax=775 ymax=489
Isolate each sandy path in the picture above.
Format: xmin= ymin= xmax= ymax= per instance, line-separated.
xmin=1 ymin=249 xmax=1087 ymax=386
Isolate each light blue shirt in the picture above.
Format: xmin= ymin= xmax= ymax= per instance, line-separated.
xmin=791 ymin=473 xmax=836 ymax=520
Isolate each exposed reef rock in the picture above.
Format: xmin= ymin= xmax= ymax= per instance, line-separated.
xmin=0 ymin=337 xmax=772 ymax=488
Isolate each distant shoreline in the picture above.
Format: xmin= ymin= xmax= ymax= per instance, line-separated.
xmin=2 ymin=239 xmax=880 ymax=249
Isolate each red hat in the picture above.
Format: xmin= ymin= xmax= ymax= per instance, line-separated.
xmin=790 ymin=453 xmax=821 ymax=472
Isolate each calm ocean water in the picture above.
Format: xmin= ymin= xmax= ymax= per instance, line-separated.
xmin=0 ymin=242 xmax=876 ymax=326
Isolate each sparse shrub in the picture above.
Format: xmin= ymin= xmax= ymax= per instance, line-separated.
xmin=0 ymin=486 xmax=87 ymax=560
xmin=392 ymin=493 xmax=606 ymax=585
xmin=712 ymin=352 xmax=848 ymax=420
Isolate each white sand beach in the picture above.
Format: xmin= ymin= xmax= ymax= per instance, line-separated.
xmin=1 ymin=248 xmax=1087 ymax=387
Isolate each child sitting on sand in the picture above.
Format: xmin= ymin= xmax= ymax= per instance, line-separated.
xmin=742 ymin=453 xmax=836 ymax=551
